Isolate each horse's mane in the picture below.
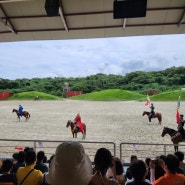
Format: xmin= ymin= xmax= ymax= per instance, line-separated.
xmin=164 ymin=127 xmax=177 ymax=133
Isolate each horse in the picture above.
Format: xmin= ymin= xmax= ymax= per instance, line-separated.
xmin=161 ymin=126 xmax=185 ymax=151
xmin=34 ymin=96 xmax=40 ymax=100
xmin=12 ymin=109 xmax=30 ymax=122
xmin=66 ymin=120 xmax=86 ymax=140
xmin=142 ymin=111 xmax=162 ymax=125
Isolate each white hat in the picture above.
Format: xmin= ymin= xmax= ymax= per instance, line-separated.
xmin=49 ymin=141 xmax=92 ymax=185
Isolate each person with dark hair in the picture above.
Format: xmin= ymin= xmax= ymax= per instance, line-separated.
xmin=12 ymin=151 xmax=25 ymax=173
xmin=151 ymin=154 xmax=185 ymax=185
xmin=174 ymin=151 xmax=185 ymax=173
xmin=0 ymin=159 xmax=18 ymax=185
xmin=89 ymin=148 xmax=119 ymax=185
xmin=145 ymin=157 xmax=151 ymax=181
xmin=125 ymin=155 xmax=138 ymax=180
xmin=16 ymin=150 xmax=43 ymax=185
xmin=34 ymin=151 xmax=48 ymax=173
xmin=115 ymin=158 xmax=126 ymax=185
xmin=126 ymin=160 xmax=151 ymax=185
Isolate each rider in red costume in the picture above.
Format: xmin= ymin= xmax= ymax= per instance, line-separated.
xmin=73 ymin=113 xmax=84 ymax=132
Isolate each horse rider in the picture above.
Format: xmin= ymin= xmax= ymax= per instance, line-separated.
xmin=150 ymin=103 xmax=155 ymax=117
xmin=73 ymin=113 xmax=83 ymax=132
xmin=18 ymin=105 xmax=23 ymax=116
xmin=178 ymin=114 xmax=185 ymax=139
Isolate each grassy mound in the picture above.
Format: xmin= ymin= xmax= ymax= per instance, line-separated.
xmin=8 ymin=91 xmax=61 ymax=100
xmin=69 ymin=89 xmax=145 ymax=101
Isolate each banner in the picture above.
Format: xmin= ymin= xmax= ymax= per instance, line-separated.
xmin=145 ymin=94 xmax=150 ymax=106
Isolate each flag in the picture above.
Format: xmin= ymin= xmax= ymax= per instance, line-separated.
xmin=176 ymin=108 xmax=180 ymax=124
xmin=14 ymin=146 xmax=24 ymax=151
xmin=177 ymin=96 xmax=181 ymax=109
xmin=145 ymin=94 xmax=150 ymax=106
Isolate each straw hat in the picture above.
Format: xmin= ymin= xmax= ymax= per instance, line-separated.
xmin=49 ymin=141 xmax=92 ymax=185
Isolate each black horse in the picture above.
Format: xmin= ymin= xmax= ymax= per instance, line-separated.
xmin=161 ymin=127 xmax=184 ymax=151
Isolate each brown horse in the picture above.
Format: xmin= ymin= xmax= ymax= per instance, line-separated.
xmin=161 ymin=126 xmax=184 ymax=151
xmin=142 ymin=111 xmax=162 ymax=125
xmin=66 ymin=120 xmax=86 ymax=140
xmin=12 ymin=109 xmax=30 ymax=122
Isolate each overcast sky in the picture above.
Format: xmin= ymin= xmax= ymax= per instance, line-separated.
xmin=0 ymin=34 xmax=185 ymax=80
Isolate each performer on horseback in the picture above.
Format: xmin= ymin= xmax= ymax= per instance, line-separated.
xmin=178 ymin=114 xmax=185 ymax=139
xmin=73 ymin=113 xmax=83 ymax=132
xmin=150 ymin=103 xmax=155 ymax=117
xmin=18 ymin=105 xmax=23 ymax=117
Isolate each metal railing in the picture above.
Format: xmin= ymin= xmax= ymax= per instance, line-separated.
xmin=0 ymin=139 xmax=184 ymax=163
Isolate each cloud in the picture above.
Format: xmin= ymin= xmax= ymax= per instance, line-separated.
xmin=0 ymin=34 xmax=185 ymax=79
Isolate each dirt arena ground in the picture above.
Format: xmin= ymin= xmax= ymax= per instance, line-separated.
xmin=0 ymin=100 xmax=184 ymax=161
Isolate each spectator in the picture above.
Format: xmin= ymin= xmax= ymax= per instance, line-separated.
xmin=125 ymin=155 xmax=138 ymax=180
xmin=34 ymin=151 xmax=48 ymax=173
xmin=151 ymin=154 xmax=185 ymax=185
xmin=89 ymin=148 xmax=119 ymax=185
xmin=114 ymin=158 xmax=126 ymax=185
xmin=174 ymin=151 xmax=185 ymax=173
xmin=126 ymin=160 xmax=151 ymax=185
xmin=42 ymin=154 xmax=55 ymax=185
xmin=49 ymin=141 xmax=92 ymax=185
xmin=12 ymin=151 xmax=25 ymax=173
xmin=107 ymin=157 xmax=126 ymax=184
xmin=153 ymin=155 xmax=166 ymax=181
xmin=145 ymin=157 xmax=151 ymax=181
xmin=16 ymin=150 xmax=43 ymax=185
xmin=0 ymin=159 xmax=17 ymax=185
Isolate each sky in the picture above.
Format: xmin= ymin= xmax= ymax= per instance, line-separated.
xmin=0 ymin=34 xmax=185 ymax=80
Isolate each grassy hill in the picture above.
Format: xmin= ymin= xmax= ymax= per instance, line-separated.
xmin=7 ymin=91 xmax=62 ymax=100
xmin=70 ymin=89 xmax=185 ymax=101
xmin=4 ymin=89 xmax=185 ymax=101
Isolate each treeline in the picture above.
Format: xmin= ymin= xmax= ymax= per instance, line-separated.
xmin=0 ymin=66 xmax=185 ymax=97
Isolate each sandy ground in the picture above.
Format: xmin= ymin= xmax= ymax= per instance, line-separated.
xmin=0 ymin=100 xmax=184 ymax=161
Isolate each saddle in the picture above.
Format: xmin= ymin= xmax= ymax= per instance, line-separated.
xmin=171 ymin=132 xmax=183 ymax=143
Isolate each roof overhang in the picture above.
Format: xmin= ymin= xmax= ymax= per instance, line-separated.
xmin=0 ymin=0 xmax=185 ymax=42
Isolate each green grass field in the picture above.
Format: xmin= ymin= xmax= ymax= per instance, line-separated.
xmin=4 ymin=89 xmax=185 ymax=101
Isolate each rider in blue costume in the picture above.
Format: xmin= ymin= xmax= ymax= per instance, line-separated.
xmin=18 ymin=105 xmax=23 ymax=116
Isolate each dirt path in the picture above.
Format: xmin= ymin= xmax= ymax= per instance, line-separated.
xmin=0 ymin=100 xmax=182 ymax=145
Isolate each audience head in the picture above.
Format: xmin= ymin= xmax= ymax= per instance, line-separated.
xmin=130 ymin=155 xmax=138 ymax=163
xmin=37 ymin=151 xmax=46 ymax=162
xmin=12 ymin=152 xmax=19 ymax=161
xmin=130 ymin=160 xmax=147 ymax=181
xmin=165 ymin=154 xmax=179 ymax=174
xmin=1 ymin=159 xmax=13 ymax=173
xmin=174 ymin=151 xmax=184 ymax=162
xmin=115 ymin=158 xmax=123 ymax=175
xmin=94 ymin=147 xmax=112 ymax=176
xmin=17 ymin=151 xmax=25 ymax=163
xmin=49 ymin=141 xmax=92 ymax=185
xmin=25 ymin=150 xmax=36 ymax=165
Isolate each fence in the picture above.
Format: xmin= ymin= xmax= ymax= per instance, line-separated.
xmin=0 ymin=92 xmax=12 ymax=100
xmin=0 ymin=139 xmax=184 ymax=163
